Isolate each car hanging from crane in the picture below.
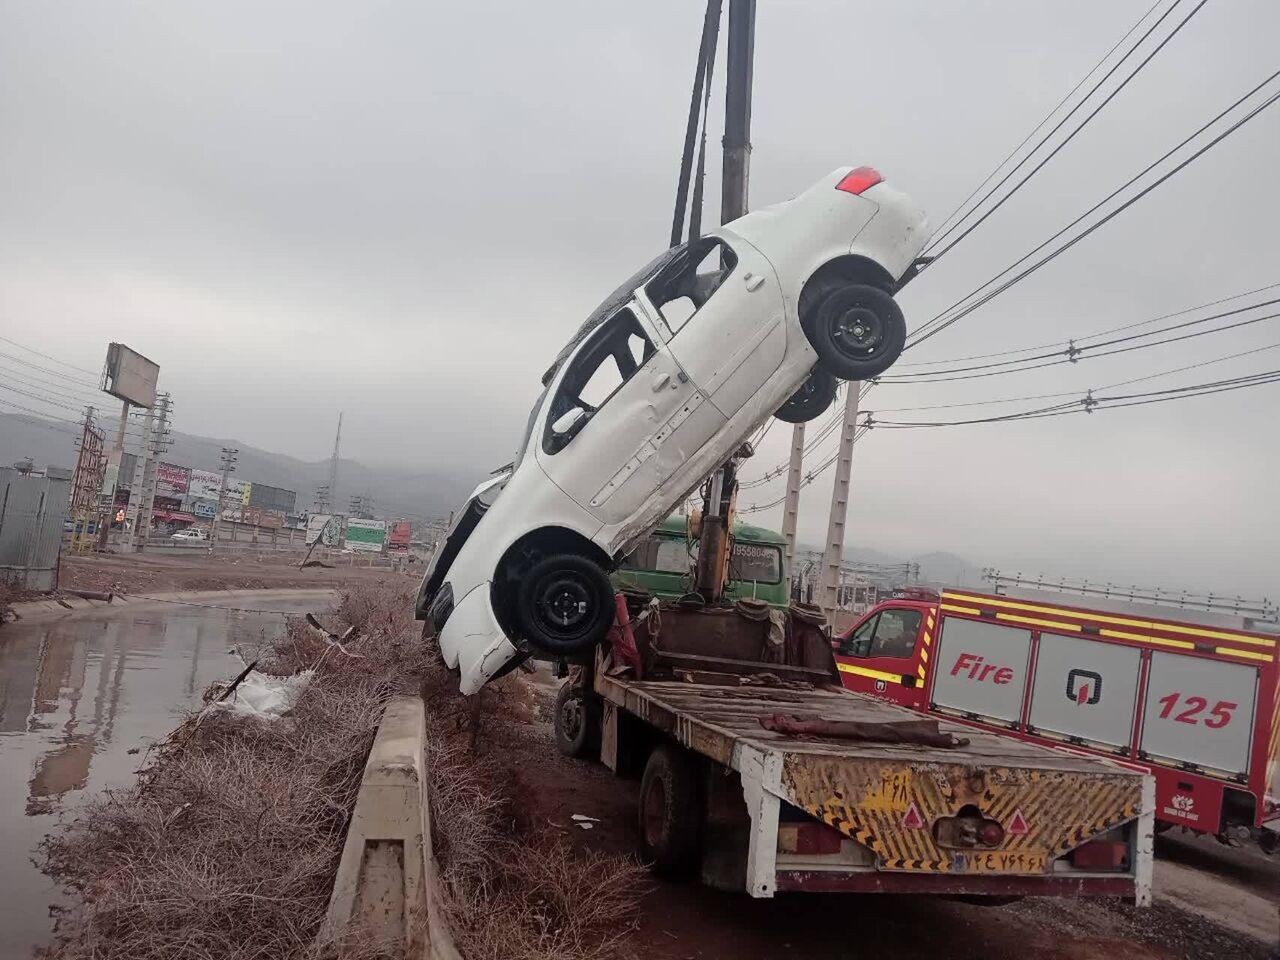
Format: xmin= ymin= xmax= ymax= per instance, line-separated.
xmin=416 ymin=165 xmax=930 ymax=692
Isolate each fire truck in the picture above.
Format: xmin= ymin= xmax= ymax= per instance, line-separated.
xmin=834 ymin=587 xmax=1279 ymax=852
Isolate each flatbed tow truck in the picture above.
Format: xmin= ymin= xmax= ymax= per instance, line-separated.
xmin=560 ymin=595 xmax=1155 ymax=902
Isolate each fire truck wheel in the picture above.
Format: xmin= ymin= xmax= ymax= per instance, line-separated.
xmin=639 ymin=745 xmax=702 ymax=874
xmin=554 ymin=682 xmax=600 ymax=759
xmin=774 ymin=369 xmax=837 ymax=423
xmin=516 ymin=553 xmax=615 ymax=657
xmin=802 ymin=283 xmax=906 ymax=381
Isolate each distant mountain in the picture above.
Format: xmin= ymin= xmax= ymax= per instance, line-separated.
xmin=0 ymin=413 xmax=478 ymax=523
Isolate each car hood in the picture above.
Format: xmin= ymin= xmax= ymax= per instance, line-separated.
xmin=416 ymin=470 xmax=510 ymax=617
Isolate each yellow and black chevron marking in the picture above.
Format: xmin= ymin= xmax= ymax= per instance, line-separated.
xmin=781 ymin=754 xmax=1142 ymax=874
xmin=918 ymin=613 xmax=935 ymax=682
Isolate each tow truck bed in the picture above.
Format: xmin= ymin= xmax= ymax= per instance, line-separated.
xmin=594 ymin=669 xmax=1154 ymax=900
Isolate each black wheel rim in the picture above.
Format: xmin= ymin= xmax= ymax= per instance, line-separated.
xmin=532 ymin=572 xmax=596 ymax=641
xmin=824 ymin=299 xmax=886 ymax=359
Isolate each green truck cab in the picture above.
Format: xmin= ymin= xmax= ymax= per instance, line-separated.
xmin=613 ymin=516 xmax=790 ymax=608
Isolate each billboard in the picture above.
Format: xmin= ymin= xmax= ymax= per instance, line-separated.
xmin=189 ymin=468 xmax=222 ymax=500
xmin=192 ymin=500 xmax=217 ymax=519
xmin=102 ymin=343 xmax=160 ymax=408
xmin=388 ymin=520 xmax=412 ymax=549
xmin=345 ymin=518 xmax=386 ymax=553
xmin=306 ymin=514 xmax=340 ymax=546
xmin=156 ymin=462 xmax=189 ymax=496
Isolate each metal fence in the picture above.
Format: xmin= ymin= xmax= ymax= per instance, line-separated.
xmin=0 ymin=468 xmax=71 ymax=591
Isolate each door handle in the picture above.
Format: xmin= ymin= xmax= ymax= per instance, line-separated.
xmin=652 ymin=372 xmax=671 ymax=391
xmin=744 ymin=272 xmax=766 ymax=292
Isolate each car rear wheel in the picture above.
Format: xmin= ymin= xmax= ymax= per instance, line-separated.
xmin=639 ymin=745 xmax=702 ymax=874
xmin=774 ymin=368 xmax=837 ymax=423
xmin=802 ymin=283 xmax=906 ymax=380
xmin=515 ymin=553 xmax=615 ymax=658
xmin=554 ymin=682 xmax=600 ymax=758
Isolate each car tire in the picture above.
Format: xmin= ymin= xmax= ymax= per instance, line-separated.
xmin=638 ymin=745 xmax=702 ymax=874
xmin=554 ymin=682 xmax=600 ymax=759
xmin=515 ymin=553 xmax=615 ymax=658
xmin=774 ymin=368 xmax=837 ymax=423
xmin=802 ymin=283 xmax=906 ymax=380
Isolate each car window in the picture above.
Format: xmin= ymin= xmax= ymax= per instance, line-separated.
xmin=867 ymin=609 xmax=922 ymax=659
xmin=542 ymin=308 xmax=655 ymax=454
xmin=645 ymin=237 xmax=738 ymax=334
xmin=839 ymin=614 xmax=878 ymax=657
xmin=653 ymin=538 xmax=690 ymax=574
xmin=728 ymin=541 xmax=782 ymax=584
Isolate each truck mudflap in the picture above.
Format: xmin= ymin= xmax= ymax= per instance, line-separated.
xmin=781 ymin=753 xmax=1142 ymax=875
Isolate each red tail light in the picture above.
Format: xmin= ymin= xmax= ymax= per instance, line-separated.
xmin=977 ymin=822 xmax=1005 ymax=847
xmin=835 ymin=166 xmax=883 ymax=195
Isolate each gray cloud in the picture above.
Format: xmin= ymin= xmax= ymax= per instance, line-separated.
xmin=2 ymin=0 xmax=1277 ymax=596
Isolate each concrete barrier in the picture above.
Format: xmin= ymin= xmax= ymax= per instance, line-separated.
xmin=321 ymin=696 xmax=460 ymax=960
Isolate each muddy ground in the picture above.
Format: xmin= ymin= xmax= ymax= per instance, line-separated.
xmin=55 ymin=551 xmax=408 ymax=598
xmin=507 ymin=668 xmax=1277 ymax=960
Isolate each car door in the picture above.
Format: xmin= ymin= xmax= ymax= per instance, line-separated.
xmin=535 ymin=305 xmax=723 ymax=525
xmin=640 ymin=234 xmax=788 ymax=418
xmin=834 ymin=605 xmax=926 ymax=708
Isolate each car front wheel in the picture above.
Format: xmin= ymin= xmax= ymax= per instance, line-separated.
xmin=774 ymin=368 xmax=837 ymax=423
xmin=802 ymin=283 xmax=906 ymax=380
xmin=515 ymin=553 xmax=615 ymax=658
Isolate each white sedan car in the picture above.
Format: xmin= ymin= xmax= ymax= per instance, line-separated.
xmin=418 ymin=166 xmax=928 ymax=692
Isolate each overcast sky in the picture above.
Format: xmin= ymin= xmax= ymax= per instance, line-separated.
xmin=2 ymin=1 xmax=1277 ymax=597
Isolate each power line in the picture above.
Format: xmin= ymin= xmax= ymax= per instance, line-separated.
xmin=895 ymin=279 xmax=1280 ymax=369
xmin=0 ymin=349 xmax=100 ymax=388
xmin=887 ymin=297 xmax=1280 ymax=383
xmin=908 ymin=79 xmax=1280 ymax=349
xmin=865 ymin=340 xmax=1280 ymax=414
xmin=922 ymin=0 xmax=1203 ymax=262
xmin=924 ymin=0 xmax=1168 ymax=248
xmin=0 ymin=335 xmax=101 ymax=377
xmin=867 ymin=367 xmax=1280 ymax=429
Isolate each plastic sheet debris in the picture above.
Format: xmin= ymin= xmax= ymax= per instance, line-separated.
xmin=210 ymin=669 xmax=314 ymax=720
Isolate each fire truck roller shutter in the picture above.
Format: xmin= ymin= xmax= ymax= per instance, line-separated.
xmin=1027 ymin=634 xmax=1142 ymax=749
xmin=1140 ymin=652 xmax=1259 ymax=776
xmin=931 ymin=618 xmax=1032 ymax=724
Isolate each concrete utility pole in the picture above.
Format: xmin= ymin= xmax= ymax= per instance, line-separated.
xmin=780 ymin=419 xmax=805 ymax=572
xmin=326 ymin=412 xmax=343 ymax=514
xmin=121 ymin=395 xmax=170 ymax=552
xmin=818 ymin=382 xmax=861 ymax=618
xmin=208 ymin=446 xmax=238 ymax=553
xmin=694 ymin=0 xmax=755 ymax=604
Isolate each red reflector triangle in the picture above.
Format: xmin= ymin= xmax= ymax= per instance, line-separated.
xmin=1008 ymin=809 xmax=1030 ymax=835
xmin=902 ymin=801 xmax=925 ymax=830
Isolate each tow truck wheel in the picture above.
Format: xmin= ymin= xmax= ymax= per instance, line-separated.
xmin=639 ymin=745 xmax=702 ymax=875
xmin=803 ymin=283 xmax=906 ymax=381
xmin=554 ymin=682 xmax=600 ymax=759
xmin=774 ymin=369 xmax=837 ymax=423
xmin=516 ymin=553 xmax=615 ymax=658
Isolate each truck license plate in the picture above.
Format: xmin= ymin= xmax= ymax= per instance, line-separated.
xmin=954 ymin=850 xmax=1048 ymax=874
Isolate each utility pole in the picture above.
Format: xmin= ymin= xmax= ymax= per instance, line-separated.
xmin=780 ymin=419 xmax=805 ymax=570
xmin=70 ymin=406 xmax=105 ymax=553
xmin=818 ymin=383 xmax=861 ymax=617
xmin=208 ymin=446 xmax=238 ymax=553
xmin=326 ymin=412 xmax=343 ymax=515
xmin=694 ymin=0 xmax=755 ymax=603
xmin=95 ymin=400 xmax=131 ymax=550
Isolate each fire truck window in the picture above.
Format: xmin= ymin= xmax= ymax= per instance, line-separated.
xmin=839 ymin=615 xmax=878 ymax=657
xmin=868 ymin=609 xmax=923 ymax=660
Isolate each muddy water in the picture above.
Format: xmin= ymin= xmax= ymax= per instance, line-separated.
xmin=0 ymin=591 xmax=334 ymax=960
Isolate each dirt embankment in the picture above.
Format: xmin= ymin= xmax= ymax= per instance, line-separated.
xmin=37 ymin=582 xmax=646 ymax=960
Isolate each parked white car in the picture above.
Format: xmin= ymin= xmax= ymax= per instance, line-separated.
xmin=418 ymin=166 xmax=928 ymax=692
xmin=171 ymin=528 xmax=208 ymax=542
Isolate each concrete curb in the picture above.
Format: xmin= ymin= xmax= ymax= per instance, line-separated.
xmin=322 ymin=696 xmax=461 ymax=960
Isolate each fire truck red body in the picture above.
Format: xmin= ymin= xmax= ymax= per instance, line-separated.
xmin=835 ymin=588 xmax=1279 ymax=850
